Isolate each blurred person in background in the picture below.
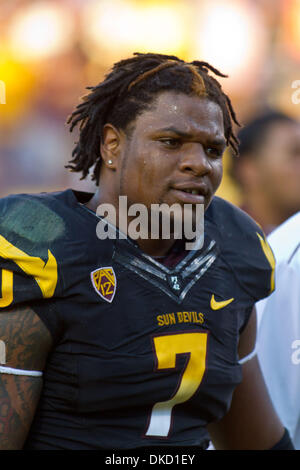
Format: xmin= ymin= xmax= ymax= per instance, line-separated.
xmin=256 ymin=210 xmax=300 ymax=449
xmin=230 ymin=111 xmax=300 ymax=235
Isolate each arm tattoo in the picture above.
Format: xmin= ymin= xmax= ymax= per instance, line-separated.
xmin=0 ymin=305 xmax=52 ymax=449
xmin=0 ymin=305 xmax=52 ymax=369
xmin=0 ymin=375 xmax=42 ymax=449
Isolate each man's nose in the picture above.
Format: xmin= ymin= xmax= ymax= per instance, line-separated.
xmin=178 ymin=143 xmax=212 ymax=176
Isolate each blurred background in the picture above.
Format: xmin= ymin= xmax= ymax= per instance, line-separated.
xmin=0 ymin=0 xmax=299 ymax=212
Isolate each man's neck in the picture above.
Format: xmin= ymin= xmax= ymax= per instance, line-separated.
xmin=84 ymin=188 xmax=178 ymax=257
xmin=135 ymin=238 xmax=178 ymax=257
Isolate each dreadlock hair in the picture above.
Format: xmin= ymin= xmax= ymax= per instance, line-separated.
xmin=66 ymin=52 xmax=241 ymax=184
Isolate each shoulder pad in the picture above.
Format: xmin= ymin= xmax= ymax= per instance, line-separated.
xmin=0 ymin=192 xmax=69 ymax=244
xmin=0 ymin=190 xmax=115 ymax=309
xmin=0 ymin=192 xmax=66 ymax=308
xmin=205 ymin=196 xmax=275 ymax=301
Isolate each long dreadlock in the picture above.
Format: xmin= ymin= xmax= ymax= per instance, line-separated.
xmin=66 ymin=52 xmax=240 ymax=184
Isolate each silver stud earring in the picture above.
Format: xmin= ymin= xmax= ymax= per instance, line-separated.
xmin=108 ymin=159 xmax=113 ymax=165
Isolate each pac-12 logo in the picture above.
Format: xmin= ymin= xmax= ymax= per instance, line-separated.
xmin=90 ymin=267 xmax=116 ymax=303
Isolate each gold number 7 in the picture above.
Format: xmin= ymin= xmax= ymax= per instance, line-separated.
xmin=145 ymin=331 xmax=208 ymax=437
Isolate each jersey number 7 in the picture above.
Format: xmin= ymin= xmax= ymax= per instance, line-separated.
xmin=145 ymin=331 xmax=208 ymax=437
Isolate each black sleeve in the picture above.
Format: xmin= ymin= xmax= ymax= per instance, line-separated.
xmin=30 ymin=299 xmax=64 ymax=345
xmin=269 ymin=428 xmax=295 ymax=450
xmin=0 ymin=194 xmax=61 ymax=310
xmin=206 ymin=197 xmax=276 ymax=303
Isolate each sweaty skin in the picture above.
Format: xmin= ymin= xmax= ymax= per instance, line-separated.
xmin=87 ymin=92 xmax=225 ymax=257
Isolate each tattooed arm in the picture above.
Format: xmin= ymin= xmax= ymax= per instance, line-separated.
xmin=0 ymin=306 xmax=52 ymax=449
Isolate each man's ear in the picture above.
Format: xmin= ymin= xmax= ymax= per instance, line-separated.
xmin=100 ymin=123 xmax=124 ymax=169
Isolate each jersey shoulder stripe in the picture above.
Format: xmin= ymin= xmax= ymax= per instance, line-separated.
xmin=205 ymin=196 xmax=275 ymax=301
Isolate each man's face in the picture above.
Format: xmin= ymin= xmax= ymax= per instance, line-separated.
xmin=254 ymin=121 xmax=300 ymax=214
xmin=116 ymin=91 xmax=225 ymax=213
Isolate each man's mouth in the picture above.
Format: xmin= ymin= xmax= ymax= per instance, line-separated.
xmin=180 ymin=188 xmax=202 ymax=195
xmin=170 ymin=188 xmax=207 ymax=205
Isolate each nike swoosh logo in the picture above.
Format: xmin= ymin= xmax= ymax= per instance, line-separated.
xmin=0 ymin=235 xmax=58 ymax=298
xmin=210 ymin=294 xmax=234 ymax=310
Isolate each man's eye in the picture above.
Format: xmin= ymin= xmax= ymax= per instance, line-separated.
xmin=160 ymin=138 xmax=181 ymax=149
xmin=206 ymin=147 xmax=223 ymax=158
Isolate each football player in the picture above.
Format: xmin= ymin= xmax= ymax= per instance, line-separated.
xmin=0 ymin=53 xmax=294 ymax=450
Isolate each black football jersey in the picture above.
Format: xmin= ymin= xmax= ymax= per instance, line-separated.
xmin=0 ymin=190 xmax=275 ymax=450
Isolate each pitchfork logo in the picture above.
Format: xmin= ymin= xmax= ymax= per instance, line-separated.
xmin=90 ymin=267 xmax=116 ymax=303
